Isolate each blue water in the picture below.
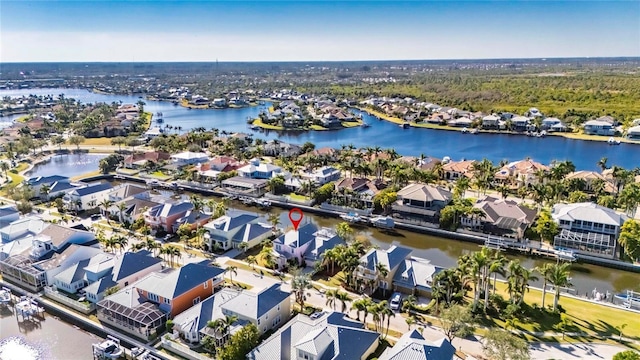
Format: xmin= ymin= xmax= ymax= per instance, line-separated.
xmin=28 ymin=154 xmax=107 ymax=178
xmin=1 ymin=88 xmax=638 ymax=171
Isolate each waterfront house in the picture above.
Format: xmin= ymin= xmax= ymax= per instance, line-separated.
xmin=170 ymin=151 xmax=209 ymax=166
xmin=584 ymin=120 xmax=615 ymax=136
xmin=262 ymin=140 xmax=302 ymax=157
xmin=442 ymin=160 xmax=475 ymax=180
xmin=511 ymin=115 xmax=531 ymax=130
xmin=171 ymin=210 xmax=211 ymax=233
xmin=448 ymin=116 xmax=473 ymax=128
xmin=355 ymin=244 xmax=413 ymax=295
xmin=272 ymin=223 xmax=345 ymax=269
xmin=552 ymin=202 xmax=627 ymax=258
xmin=482 ymin=115 xmax=500 ymax=128
xmin=460 ymin=196 xmax=537 ymax=239
xmin=392 ymin=256 xmax=444 ymax=298
xmin=564 ymin=171 xmax=616 ymax=194
xmin=52 ymin=252 xmax=114 ymax=294
xmin=334 ymin=177 xmax=381 ymax=208
xmin=25 ymin=175 xmax=74 ymax=198
xmin=542 ymin=117 xmax=563 ymax=130
xmin=143 ymin=201 xmax=193 ymax=234
xmin=379 ymin=329 xmax=456 ymax=360
xmin=123 ymin=151 xmax=171 ymax=169
xmin=627 ymin=125 xmax=640 ymax=140
xmin=97 ymin=286 xmax=167 ymax=340
xmin=133 ymin=263 xmax=225 ymax=318
xmin=0 ymin=217 xmax=46 ymax=244
xmin=237 ymin=158 xmax=287 ymax=179
xmin=45 ymin=180 xmax=81 ymax=200
xmin=0 ymin=205 xmax=19 ymax=228
xmin=299 ymin=166 xmax=341 ymax=185
xmin=248 ymin=312 xmax=380 ymax=360
xmin=107 ymin=183 xmax=147 ymax=203
xmin=221 ymin=176 xmax=269 ymax=197
xmin=63 ymin=182 xmax=113 ymax=212
xmin=494 ymin=159 xmax=549 ymax=187
xmin=393 ymin=183 xmax=452 ymax=222
xmin=83 ymin=250 xmax=163 ymax=303
xmin=203 ymin=213 xmax=271 ymax=252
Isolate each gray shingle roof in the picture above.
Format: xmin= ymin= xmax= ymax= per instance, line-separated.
xmin=379 ymin=329 xmax=455 ymax=360
xmin=112 ymin=251 xmax=162 ymax=281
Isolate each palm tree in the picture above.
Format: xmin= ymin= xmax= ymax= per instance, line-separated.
xmin=225 ymin=265 xmax=238 ymax=284
xmin=291 ymin=268 xmax=312 ymax=310
xmin=375 ymin=263 xmax=389 ymax=297
xmin=597 ymin=157 xmax=609 ymax=172
xmin=336 ymin=292 xmax=350 ymax=313
xmin=535 ymin=263 xmax=555 ymax=309
xmin=238 ymin=242 xmax=249 ymax=256
xmin=99 ymin=199 xmax=113 ymax=224
xmin=0 ymin=161 xmax=9 ymax=180
xmin=116 ymin=202 xmax=128 ymax=223
xmin=325 ymin=289 xmax=338 ymax=311
xmin=246 ymin=255 xmax=257 ymax=270
xmin=268 ymin=212 xmax=281 ymax=232
xmin=402 ymin=295 xmax=417 ymax=313
xmin=351 ymin=298 xmax=369 ymax=321
xmin=549 ymin=262 xmax=572 ymax=311
xmin=379 ymin=303 xmax=395 ymax=339
xmin=259 ymin=243 xmax=276 ymax=268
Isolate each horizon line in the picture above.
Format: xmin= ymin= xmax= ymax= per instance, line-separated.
xmin=2 ymin=56 xmax=640 ymax=65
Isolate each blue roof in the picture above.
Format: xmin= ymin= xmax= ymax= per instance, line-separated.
xmin=274 ymin=223 xmax=318 ymax=248
xmin=84 ymin=276 xmax=117 ymax=295
xmin=49 ymin=181 xmax=78 ymax=193
xmin=226 ymin=214 xmax=259 ymax=231
xmin=26 ymin=175 xmax=69 ymax=186
xmin=170 ymin=263 xmax=225 ymax=298
xmin=231 ymin=223 xmax=271 ymax=243
xmin=256 ymin=284 xmax=290 ymax=318
xmin=112 ymin=251 xmax=162 ymax=282
xmin=335 ymin=327 xmax=380 ymax=360
xmin=74 ymin=182 xmax=113 ymax=196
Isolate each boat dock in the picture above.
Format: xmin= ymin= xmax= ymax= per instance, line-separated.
xmin=483 ymin=236 xmax=577 ymax=262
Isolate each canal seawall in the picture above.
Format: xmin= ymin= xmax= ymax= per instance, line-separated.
xmin=89 ymin=175 xmax=640 ymax=273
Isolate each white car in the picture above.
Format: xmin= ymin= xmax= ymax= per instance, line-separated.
xmin=389 ymin=293 xmax=402 ymax=311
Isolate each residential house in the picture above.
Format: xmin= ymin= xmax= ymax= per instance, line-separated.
xmin=262 ymin=141 xmax=302 ymax=157
xmin=106 ymin=193 xmax=164 ymax=224
xmin=511 ymin=116 xmax=531 ymax=131
xmin=379 ymin=330 xmax=457 ymax=360
xmin=542 ymin=117 xmax=563 ymax=130
xmin=627 ymin=125 xmax=640 ymax=140
xmin=52 ymin=252 xmax=114 ymax=294
xmin=248 ymin=312 xmax=380 ymax=360
xmin=564 ymin=171 xmax=616 ymax=194
xmin=170 ymin=151 xmax=209 ymax=166
xmin=24 ymin=175 xmax=72 ymax=198
xmin=584 ymin=120 xmax=615 ymax=136
xmin=237 ymin=158 xmax=286 ymax=179
xmin=107 ymin=183 xmax=147 ymax=202
xmin=45 ymin=180 xmax=81 ymax=200
xmin=272 ymin=223 xmax=345 ymax=269
xmin=355 ymin=244 xmax=413 ymax=295
xmin=133 ymin=263 xmax=225 ymax=317
xmin=442 ymin=160 xmax=475 ymax=180
xmin=221 ymin=176 xmax=269 ymax=197
xmin=460 ymin=196 xmax=537 ymax=239
xmin=392 ymin=257 xmax=444 ymax=297
xmin=299 ymin=166 xmax=341 ymax=185
xmin=482 ymin=115 xmax=500 ymax=128
xmin=97 ymin=286 xmax=167 ymax=340
xmin=218 ymin=283 xmax=291 ymax=335
xmin=393 ymin=183 xmax=452 ymax=222
xmin=203 ymin=213 xmax=271 ymax=252
xmin=171 ymin=211 xmax=212 ymax=233
xmin=552 ymin=202 xmax=627 ymax=257
xmin=0 ymin=205 xmax=19 ymax=228
xmin=0 ymin=217 xmax=46 ymax=243
xmin=63 ymin=182 xmax=113 ymax=212
xmin=494 ymin=159 xmax=549 ymax=187
xmin=143 ymin=201 xmax=194 ymax=234
xmin=84 ymin=251 xmax=163 ymax=303
xmin=334 ymin=177 xmax=381 ymax=208
xmin=448 ymin=117 xmax=472 ymax=128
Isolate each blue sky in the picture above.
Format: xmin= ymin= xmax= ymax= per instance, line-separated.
xmin=1 ymin=1 xmax=638 ymax=62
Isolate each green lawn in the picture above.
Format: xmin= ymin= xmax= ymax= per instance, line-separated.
xmin=148 ymin=171 xmax=172 ymax=180
xmin=287 ymin=193 xmax=311 ymax=202
xmin=341 ymin=121 xmax=363 ymax=128
xmin=310 ymin=125 xmax=329 ymax=131
xmin=252 ymin=118 xmax=284 ymax=130
xmin=482 ymin=281 xmax=640 ymax=341
xmin=313 ymin=271 xmax=346 ymax=288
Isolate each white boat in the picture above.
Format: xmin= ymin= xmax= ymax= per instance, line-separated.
xmin=254 ymin=199 xmax=271 ymax=208
xmin=370 ymin=216 xmax=395 ymax=229
xmin=553 ymin=247 xmax=577 ymax=262
xmin=0 ymin=287 xmax=11 ymax=304
xmin=470 ymin=128 xmax=479 ymax=134
xmin=608 ymin=137 xmax=621 ymax=145
xmin=340 ymin=212 xmax=361 ymax=223
xmin=93 ymin=336 xmax=124 ymax=359
xmin=461 ymin=127 xmax=469 ymax=133
xmin=614 ymin=290 xmax=640 ymax=309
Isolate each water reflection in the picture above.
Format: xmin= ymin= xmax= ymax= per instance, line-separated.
xmin=28 ymin=154 xmax=107 ymax=178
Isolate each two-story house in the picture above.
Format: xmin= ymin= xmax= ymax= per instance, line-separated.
xmin=392 ymin=257 xmax=445 ymax=297
xmin=460 ymin=196 xmax=537 ymax=239
xmin=299 ymin=166 xmax=341 ymax=185
xmin=203 ymin=213 xmax=271 ymax=252
xmin=143 ymin=201 xmax=194 ymax=234
xmin=584 ymin=120 xmax=615 ymax=136
xmin=237 ymin=158 xmax=286 ymax=179
xmin=552 ymin=202 xmax=627 ymax=258
xmin=64 ymin=182 xmax=113 ymax=212
xmin=393 ymin=183 xmax=452 ymax=222
xmin=442 ymin=160 xmax=475 ymax=181
xmin=52 ymin=252 xmax=114 ymax=294
xmin=354 ymin=244 xmax=412 ymax=295
xmin=248 ymin=312 xmax=380 ymax=360
xmin=494 ymin=159 xmax=549 ymax=187
xmin=170 ymin=151 xmax=209 ymax=166
xmin=0 ymin=205 xmax=20 ymax=228
xmin=133 ymin=263 xmax=225 ymax=317
xmin=272 ymin=223 xmax=345 ymax=269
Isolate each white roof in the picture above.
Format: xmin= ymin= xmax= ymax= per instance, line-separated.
xmin=584 ymin=120 xmax=611 ymax=126
xmin=552 ymin=202 xmax=626 ymax=226
xmin=171 ymin=151 xmax=209 ymax=160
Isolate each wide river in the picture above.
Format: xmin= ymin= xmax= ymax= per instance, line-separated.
xmin=1 ymin=88 xmax=639 ymax=171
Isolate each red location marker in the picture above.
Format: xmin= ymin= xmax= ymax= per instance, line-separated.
xmin=288 ymin=208 xmax=304 ymax=231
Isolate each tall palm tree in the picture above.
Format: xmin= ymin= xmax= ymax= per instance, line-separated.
xmin=99 ymin=199 xmax=113 ymax=224
xmin=116 ymin=202 xmax=128 ymax=224
xmin=325 ymin=289 xmax=338 ymax=311
xmin=485 ymin=251 xmax=506 ymax=310
xmin=246 ymin=255 xmax=257 ymax=270
xmin=375 ymin=263 xmax=389 ymax=296
xmin=225 ymin=265 xmax=238 ymax=284
xmin=336 ymin=292 xmax=350 ymax=313
xmin=535 ymin=263 xmax=555 ymax=309
xmin=291 ymin=268 xmax=312 ymax=310
xmin=549 ymin=262 xmax=572 ymax=311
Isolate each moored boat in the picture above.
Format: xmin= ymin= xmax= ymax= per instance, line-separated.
xmin=92 ymin=335 xmax=124 ymax=359
xmin=340 ymin=212 xmax=362 ymax=223
xmin=0 ymin=287 xmax=12 ymax=305
xmin=370 ymin=216 xmax=395 ymax=229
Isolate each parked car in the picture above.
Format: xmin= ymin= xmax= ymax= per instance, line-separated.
xmin=389 ymin=292 xmax=402 ymax=311
xmin=310 ymin=311 xmax=324 ymax=320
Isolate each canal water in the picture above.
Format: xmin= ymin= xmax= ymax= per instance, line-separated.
xmin=27 ymin=153 xmax=108 ymax=179
xmin=0 ymin=304 xmax=98 ymax=359
xmin=1 ymin=88 xmax=639 ymax=171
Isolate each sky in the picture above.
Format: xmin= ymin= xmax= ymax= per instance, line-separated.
xmin=1 ymin=0 xmax=639 ymax=62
